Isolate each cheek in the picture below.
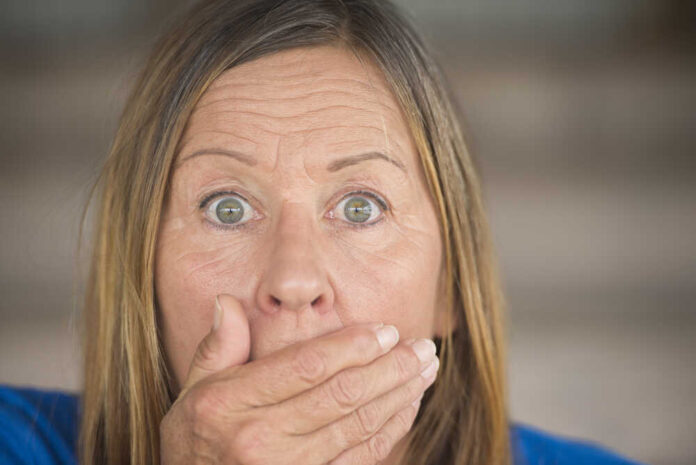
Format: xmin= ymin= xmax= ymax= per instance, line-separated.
xmin=154 ymin=222 xmax=258 ymax=386
xmin=328 ymin=220 xmax=442 ymax=340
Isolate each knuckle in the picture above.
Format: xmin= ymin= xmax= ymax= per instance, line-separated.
xmin=195 ymin=334 xmax=218 ymax=367
xmin=394 ymin=407 xmax=415 ymax=431
xmin=230 ymin=420 xmax=270 ymax=464
xmin=181 ymin=384 xmax=229 ymax=444
xmin=405 ymin=377 xmax=425 ymax=400
xmin=367 ymin=431 xmax=392 ymax=461
xmin=327 ymin=420 xmax=350 ymax=452
xmin=355 ymin=402 xmax=382 ymax=437
xmin=291 ymin=345 xmax=327 ymax=383
xmin=329 ymin=369 xmax=365 ymax=408
xmin=186 ymin=384 xmax=225 ymax=423
xmin=391 ymin=346 xmax=417 ymax=380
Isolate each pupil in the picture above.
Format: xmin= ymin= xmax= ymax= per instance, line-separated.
xmin=216 ymin=197 xmax=244 ymax=224
xmin=344 ymin=196 xmax=371 ymax=223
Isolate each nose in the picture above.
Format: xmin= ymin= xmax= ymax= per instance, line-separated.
xmin=256 ymin=202 xmax=334 ymax=315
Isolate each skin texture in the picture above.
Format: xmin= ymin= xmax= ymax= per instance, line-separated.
xmin=154 ymin=44 xmax=445 ymax=463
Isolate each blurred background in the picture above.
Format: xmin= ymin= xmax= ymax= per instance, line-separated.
xmin=1 ymin=0 xmax=694 ymax=463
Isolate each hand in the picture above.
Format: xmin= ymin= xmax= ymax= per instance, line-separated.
xmin=159 ymin=294 xmax=440 ymax=464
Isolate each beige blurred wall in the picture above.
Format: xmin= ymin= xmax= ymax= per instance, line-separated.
xmin=1 ymin=1 xmax=694 ymax=464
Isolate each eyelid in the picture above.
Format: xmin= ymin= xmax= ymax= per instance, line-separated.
xmin=345 ymin=189 xmax=388 ymax=211
xmin=198 ymin=190 xmax=250 ymax=209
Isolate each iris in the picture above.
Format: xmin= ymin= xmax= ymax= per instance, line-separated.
xmin=344 ymin=196 xmax=372 ymax=223
xmin=215 ymin=197 xmax=244 ymax=224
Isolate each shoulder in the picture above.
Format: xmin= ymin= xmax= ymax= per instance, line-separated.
xmin=0 ymin=384 xmax=80 ymax=465
xmin=510 ymin=422 xmax=648 ymax=465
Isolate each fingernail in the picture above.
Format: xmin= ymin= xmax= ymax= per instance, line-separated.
xmin=412 ymin=392 xmax=424 ymax=408
xmin=213 ymin=295 xmax=223 ymax=330
xmin=420 ymin=358 xmax=439 ymax=380
xmin=376 ymin=325 xmax=399 ymax=351
xmin=408 ymin=339 xmax=436 ymax=363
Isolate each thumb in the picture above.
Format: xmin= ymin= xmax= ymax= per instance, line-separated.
xmin=183 ymin=293 xmax=251 ymax=390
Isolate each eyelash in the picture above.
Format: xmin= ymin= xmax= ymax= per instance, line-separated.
xmin=198 ymin=189 xmax=389 ymax=231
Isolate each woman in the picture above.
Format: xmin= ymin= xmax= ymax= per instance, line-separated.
xmin=0 ymin=0 xmax=646 ymax=464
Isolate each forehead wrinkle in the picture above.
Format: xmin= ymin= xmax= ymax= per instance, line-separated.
xmin=338 ymin=52 xmax=411 ymax=169
xmin=271 ymin=131 xmax=281 ymax=174
xmin=178 ymin=129 xmax=260 ymax=148
xmin=184 ymin=118 xmax=288 ymax=139
xmin=193 ymin=73 xmax=403 ymax=135
xmin=379 ymin=113 xmax=390 ymax=157
xmin=251 ymin=104 xmax=372 ymax=120
xmin=187 ymin=98 xmax=405 ymax=147
xmin=310 ymin=124 xmax=411 ymax=174
xmin=202 ymin=67 xmax=397 ymax=106
xmin=194 ymin=87 xmax=388 ymax=113
xmin=179 ymin=123 xmax=413 ymax=183
xmin=275 ymin=123 xmax=384 ymax=135
xmin=194 ymin=95 xmax=398 ymax=122
xmin=189 ymin=85 xmax=392 ymax=124
xmin=289 ymin=123 xmax=411 ymax=181
xmin=181 ymin=47 xmax=416 ymax=185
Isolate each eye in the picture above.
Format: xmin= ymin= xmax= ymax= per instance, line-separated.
xmin=332 ymin=191 xmax=386 ymax=227
xmin=202 ymin=193 xmax=256 ymax=228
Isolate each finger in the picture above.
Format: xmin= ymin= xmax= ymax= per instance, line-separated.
xmin=278 ymin=339 xmax=437 ymax=435
xmin=298 ymin=357 xmax=437 ymax=464
xmin=231 ymin=323 xmax=400 ymax=407
xmin=328 ymin=401 xmax=421 ymax=465
xmin=182 ymin=294 xmax=251 ymax=391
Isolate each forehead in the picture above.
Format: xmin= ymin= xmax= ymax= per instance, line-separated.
xmin=176 ymin=44 xmax=417 ymax=176
xmin=205 ymin=44 xmax=396 ymax=108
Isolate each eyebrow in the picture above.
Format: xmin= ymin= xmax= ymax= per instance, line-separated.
xmin=327 ymin=151 xmax=406 ymax=173
xmin=175 ymin=149 xmax=257 ymax=168
xmin=175 ymin=148 xmax=407 ymax=173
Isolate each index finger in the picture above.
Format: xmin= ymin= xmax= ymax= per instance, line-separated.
xmin=230 ymin=322 xmax=399 ymax=407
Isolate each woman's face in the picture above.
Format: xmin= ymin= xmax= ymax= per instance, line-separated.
xmin=155 ymin=44 xmax=445 ymax=390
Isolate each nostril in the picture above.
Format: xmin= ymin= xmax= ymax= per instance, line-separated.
xmin=265 ymin=295 xmax=324 ymax=312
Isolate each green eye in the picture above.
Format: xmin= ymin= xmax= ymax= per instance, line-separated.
xmin=337 ymin=193 xmax=385 ymax=225
xmin=344 ymin=196 xmax=372 ymax=223
xmin=204 ymin=194 xmax=253 ymax=226
xmin=215 ymin=197 xmax=244 ymax=224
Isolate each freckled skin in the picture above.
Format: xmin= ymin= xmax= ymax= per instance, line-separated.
xmin=154 ymin=45 xmax=445 ymax=396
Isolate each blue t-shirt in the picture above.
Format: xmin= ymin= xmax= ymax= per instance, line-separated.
xmin=0 ymin=384 xmax=648 ymax=464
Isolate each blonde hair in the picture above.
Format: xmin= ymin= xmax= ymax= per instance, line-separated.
xmin=78 ymin=0 xmax=510 ymax=463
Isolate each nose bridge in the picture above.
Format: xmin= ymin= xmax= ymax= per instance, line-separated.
xmin=256 ymin=199 xmax=333 ymax=315
xmin=276 ymin=198 xmax=314 ymax=244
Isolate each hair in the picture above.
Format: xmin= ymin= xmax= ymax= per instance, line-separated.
xmin=78 ymin=0 xmax=510 ymax=463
